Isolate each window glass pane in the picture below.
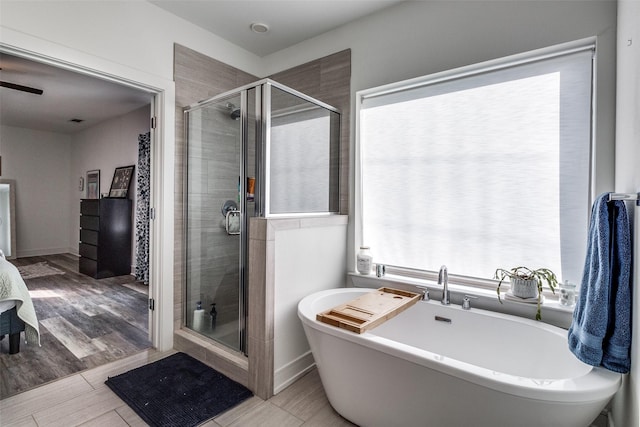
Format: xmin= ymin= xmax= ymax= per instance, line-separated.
xmin=268 ymin=86 xmax=340 ymax=215
xmin=360 ymin=47 xmax=593 ymax=284
xmin=271 ymin=114 xmax=331 ymax=213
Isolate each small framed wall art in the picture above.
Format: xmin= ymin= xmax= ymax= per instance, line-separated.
xmin=86 ymin=170 xmax=100 ymax=199
xmin=109 ymin=165 xmax=135 ymax=198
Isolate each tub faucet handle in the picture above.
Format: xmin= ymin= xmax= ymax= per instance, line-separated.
xmin=462 ymin=294 xmax=478 ymax=310
xmin=415 ymin=285 xmax=430 ymax=301
xmin=438 ymin=265 xmax=450 ymax=305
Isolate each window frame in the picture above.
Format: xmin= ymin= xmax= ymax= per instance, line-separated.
xmin=354 ymin=38 xmax=599 ymax=295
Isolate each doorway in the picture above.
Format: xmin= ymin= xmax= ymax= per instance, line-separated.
xmin=0 ymin=46 xmax=166 ymax=396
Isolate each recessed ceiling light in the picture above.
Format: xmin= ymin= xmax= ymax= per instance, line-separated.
xmin=250 ymin=23 xmax=269 ymax=34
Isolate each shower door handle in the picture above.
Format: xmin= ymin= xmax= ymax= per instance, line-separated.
xmin=225 ymin=210 xmax=241 ymax=235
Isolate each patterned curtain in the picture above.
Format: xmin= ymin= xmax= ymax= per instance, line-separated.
xmin=135 ymin=132 xmax=151 ymax=283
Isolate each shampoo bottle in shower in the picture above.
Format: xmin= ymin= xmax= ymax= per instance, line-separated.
xmin=193 ymin=301 xmax=205 ymax=331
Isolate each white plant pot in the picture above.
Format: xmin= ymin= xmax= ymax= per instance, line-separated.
xmin=510 ymin=277 xmax=538 ymax=299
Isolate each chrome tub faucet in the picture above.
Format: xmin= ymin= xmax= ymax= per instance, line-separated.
xmin=439 ymin=265 xmax=450 ymax=305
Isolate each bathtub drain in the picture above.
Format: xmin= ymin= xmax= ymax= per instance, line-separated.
xmin=435 ymin=316 xmax=452 ymax=323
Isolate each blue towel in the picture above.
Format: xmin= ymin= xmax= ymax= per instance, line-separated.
xmin=568 ymin=193 xmax=632 ymax=373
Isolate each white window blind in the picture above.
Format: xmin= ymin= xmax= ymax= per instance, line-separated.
xmin=359 ymin=44 xmax=594 ymax=284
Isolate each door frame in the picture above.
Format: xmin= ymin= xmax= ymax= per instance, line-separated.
xmin=0 ymin=41 xmax=176 ymax=351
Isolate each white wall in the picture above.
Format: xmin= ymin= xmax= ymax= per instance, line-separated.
xmin=0 ymin=125 xmax=72 ymax=256
xmin=612 ymin=2 xmax=639 ymax=426
xmin=0 ymin=106 xmax=148 ymax=260
xmin=273 ymin=220 xmax=348 ymax=393
xmin=0 ymin=1 xmax=262 ymax=81
xmin=263 ymin=1 xmax=616 ymax=91
xmin=69 ymin=105 xmax=150 ymax=265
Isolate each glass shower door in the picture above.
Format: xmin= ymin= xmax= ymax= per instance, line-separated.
xmin=183 ymin=79 xmax=339 ymax=356
xmin=185 ymin=94 xmax=245 ymax=352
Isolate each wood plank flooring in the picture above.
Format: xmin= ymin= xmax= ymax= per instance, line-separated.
xmin=0 ymin=254 xmax=151 ymax=399
xmin=0 ymin=349 xmax=357 ymax=426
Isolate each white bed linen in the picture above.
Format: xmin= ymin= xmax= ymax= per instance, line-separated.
xmin=0 ymin=249 xmax=13 ymax=315
xmin=0 ymin=257 xmax=40 ymax=344
xmin=0 ymin=299 xmax=16 ymax=315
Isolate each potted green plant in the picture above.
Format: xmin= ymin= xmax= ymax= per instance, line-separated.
xmin=494 ymin=266 xmax=558 ymax=321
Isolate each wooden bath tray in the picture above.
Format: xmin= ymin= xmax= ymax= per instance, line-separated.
xmin=317 ymin=287 xmax=421 ymax=334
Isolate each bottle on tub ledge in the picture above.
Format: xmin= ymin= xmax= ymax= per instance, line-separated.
xmin=356 ymin=246 xmax=373 ymax=275
xmin=559 ymin=280 xmax=578 ymax=307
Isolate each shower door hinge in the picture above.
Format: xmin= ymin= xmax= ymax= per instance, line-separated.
xmin=151 ymin=116 xmax=157 ymax=129
xmin=150 ymin=208 xmax=156 ymax=220
xmin=149 ymin=298 xmax=155 ymax=311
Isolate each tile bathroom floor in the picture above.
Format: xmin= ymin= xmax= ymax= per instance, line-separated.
xmin=0 ymin=349 xmax=357 ymax=427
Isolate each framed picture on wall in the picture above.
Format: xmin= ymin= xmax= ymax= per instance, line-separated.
xmin=109 ymin=165 xmax=135 ymax=198
xmin=86 ymin=170 xmax=100 ymax=199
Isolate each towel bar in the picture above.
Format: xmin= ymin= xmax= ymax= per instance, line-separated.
xmin=608 ymin=192 xmax=640 ymax=206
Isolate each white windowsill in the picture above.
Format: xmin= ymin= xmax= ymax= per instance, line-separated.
xmin=347 ymin=272 xmax=575 ymax=330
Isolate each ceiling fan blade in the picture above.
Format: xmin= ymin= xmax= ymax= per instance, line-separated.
xmin=0 ymin=80 xmax=44 ymax=95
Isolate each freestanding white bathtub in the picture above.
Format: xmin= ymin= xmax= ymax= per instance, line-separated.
xmin=298 ymin=288 xmax=621 ymax=427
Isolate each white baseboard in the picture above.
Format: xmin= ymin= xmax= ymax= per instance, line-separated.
xmin=274 ymin=351 xmax=316 ymax=395
xmin=17 ymin=247 xmax=72 ymax=258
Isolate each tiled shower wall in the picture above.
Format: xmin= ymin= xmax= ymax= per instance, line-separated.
xmin=173 ymin=44 xmax=351 ymax=336
xmin=174 ymin=44 xmax=258 ymax=330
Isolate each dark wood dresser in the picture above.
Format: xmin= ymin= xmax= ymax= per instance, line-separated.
xmin=79 ymin=198 xmax=132 ymax=279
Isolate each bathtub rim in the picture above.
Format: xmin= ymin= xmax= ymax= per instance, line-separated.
xmin=298 ymin=287 xmax=622 ymax=404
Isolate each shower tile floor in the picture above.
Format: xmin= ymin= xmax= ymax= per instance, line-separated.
xmin=0 ymin=349 xmax=357 ymax=426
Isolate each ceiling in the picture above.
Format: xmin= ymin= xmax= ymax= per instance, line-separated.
xmin=0 ymin=54 xmax=153 ymax=134
xmin=0 ymin=0 xmax=404 ymax=134
xmin=150 ymin=0 xmax=404 ymax=57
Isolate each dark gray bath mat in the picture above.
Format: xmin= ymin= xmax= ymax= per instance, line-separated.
xmin=105 ymin=352 xmax=252 ymax=427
